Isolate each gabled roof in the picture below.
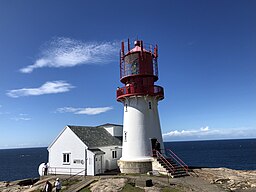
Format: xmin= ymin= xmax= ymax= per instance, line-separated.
xmin=97 ymin=123 xmax=122 ymax=127
xmin=90 ymin=149 xmax=105 ymax=155
xmin=68 ymin=125 xmax=121 ymax=148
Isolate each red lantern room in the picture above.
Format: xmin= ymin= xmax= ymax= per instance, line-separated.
xmin=116 ymin=39 xmax=164 ymax=101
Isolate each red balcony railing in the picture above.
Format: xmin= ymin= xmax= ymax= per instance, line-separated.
xmin=116 ymin=84 xmax=164 ymax=101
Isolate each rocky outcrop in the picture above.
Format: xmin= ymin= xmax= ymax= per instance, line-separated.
xmin=0 ymin=168 xmax=256 ymax=192
xmin=90 ymin=178 xmax=127 ymax=192
xmin=193 ymin=168 xmax=256 ymax=191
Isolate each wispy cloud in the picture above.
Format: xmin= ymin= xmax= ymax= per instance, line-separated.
xmin=11 ymin=113 xmax=31 ymax=121
xmin=20 ymin=37 xmax=119 ymax=73
xmin=6 ymin=81 xmax=74 ymax=98
xmin=163 ymin=126 xmax=256 ymax=141
xmin=19 ymin=113 xmax=29 ymax=116
xmin=163 ymin=126 xmax=213 ymax=137
xmin=11 ymin=117 xmax=31 ymax=121
xmin=56 ymin=106 xmax=113 ymax=115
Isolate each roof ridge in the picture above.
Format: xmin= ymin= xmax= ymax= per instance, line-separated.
xmin=97 ymin=123 xmax=123 ymax=127
xmin=67 ymin=125 xmax=96 ymax=128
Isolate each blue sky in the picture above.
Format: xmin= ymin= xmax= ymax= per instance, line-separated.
xmin=0 ymin=0 xmax=255 ymax=148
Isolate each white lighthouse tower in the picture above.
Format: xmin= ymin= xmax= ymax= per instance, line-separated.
xmin=117 ymin=39 xmax=165 ymax=173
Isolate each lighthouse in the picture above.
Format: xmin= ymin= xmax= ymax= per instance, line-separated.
xmin=117 ymin=39 xmax=165 ymax=173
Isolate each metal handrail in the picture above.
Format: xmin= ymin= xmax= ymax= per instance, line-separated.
xmin=47 ymin=167 xmax=86 ymax=176
xmin=154 ymin=150 xmax=175 ymax=173
xmin=167 ymin=149 xmax=188 ymax=172
xmin=64 ymin=168 xmax=87 ymax=181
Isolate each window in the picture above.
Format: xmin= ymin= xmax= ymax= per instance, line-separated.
xmin=124 ymin=131 xmax=127 ymax=142
xmin=112 ymin=151 xmax=117 ymax=159
xmin=63 ymin=153 xmax=70 ymax=164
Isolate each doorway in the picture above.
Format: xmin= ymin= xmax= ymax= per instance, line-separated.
xmin=151 ymin=138 xmax=161 ymax=157
xmin=95 ymin=155 xmax=102 ymax=175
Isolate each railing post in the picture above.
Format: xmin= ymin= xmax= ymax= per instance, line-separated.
xmin=155 ymin=150 xmax=175 ymax=173
xmin=167 ymin=149 xmax=188 ymax=172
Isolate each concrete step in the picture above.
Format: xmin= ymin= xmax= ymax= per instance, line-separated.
xmin=170 ymin=172 xmax=189 ymax=178
xmin=156 ymin=157 xmax=189 ymax=178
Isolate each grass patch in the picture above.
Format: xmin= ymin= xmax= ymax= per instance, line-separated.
xmin=121 ymin=183 xmax=144 ymax=192
xmin=79 ymin=187 xmax=91 ymax=192
xmin=62 ymin=179 xmax=80 ymax=186
xmin=60 ymin=179 xmax=80 ymax=191
xmin=162 ymin=187 xmax=182 ymax=192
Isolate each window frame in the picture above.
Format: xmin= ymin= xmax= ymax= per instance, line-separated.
xmin=63 ymin=153 xmax=71 ymax=165
xmin=112 ymin=150 xmax=117 ymax=159
xmin=149 ymin=101 xmax=152 ymax=109
xmin=124 ymin=131 xmax=127 ymax=142
xmin=125 ymin=104 xmax=128 ymax=112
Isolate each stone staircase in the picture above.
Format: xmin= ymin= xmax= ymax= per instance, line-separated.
xmin=152 ymin=150 xmax=189 ymax=178
xmin=158 ymin=157 xmax=189 ymax=177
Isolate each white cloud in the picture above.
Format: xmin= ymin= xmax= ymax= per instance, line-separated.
xmin=200 ymin=126 xmax=209 ymax=132
xmin=163 ymin=126 xmax=215 ymax=137
xmin=75 ymin=107 xmax=113 ymax=115
xmin=56 ymin=107 xmax=79 ymax=113
xmin=56 ymin=106 xmax=113 ymax=115
xmin=20 ymin=37 xmax=119 ymax=73
xmin=10 ymin=113 xmax=31 ymax=121
xmin=11 ymin=117 xmax=31 ymax=121
xmin=6 ymin=81 xmax=74 ymax=98
xmin=163 ymin=126 xmax=256 ymax=141
xmin=19 ymin=113 xmax=28 ymax=116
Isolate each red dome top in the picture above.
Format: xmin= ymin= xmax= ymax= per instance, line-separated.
xmin=128 ymin=41 xmax=148 ymax=54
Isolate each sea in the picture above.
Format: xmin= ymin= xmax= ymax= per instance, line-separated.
xmin=0 ymin=139 xmax=255 ymax=182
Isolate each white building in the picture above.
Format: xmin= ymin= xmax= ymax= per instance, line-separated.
xmin=47 ymin=124 xmax=122 ymax=176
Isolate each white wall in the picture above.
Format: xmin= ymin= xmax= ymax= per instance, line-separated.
xmin=148 ymin=98 xmax=165 ymax=154
xmin=48 ymin=127 xmax=87 ymax=176
xmin=99 ymin=146 xmax=122 ymax=171
xmin=113 ymin=125 xmax=123 ymax=137
xmin=103 ymin=125 xmax=123 ymax=137
xmin=121 ymin=96 xmax=164 ymax=161
xmin=104 ymin=127 xmax=114 ymax=136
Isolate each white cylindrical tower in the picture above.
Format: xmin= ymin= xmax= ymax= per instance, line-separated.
xmin=117 ymin=40 xmax=164 ymax=173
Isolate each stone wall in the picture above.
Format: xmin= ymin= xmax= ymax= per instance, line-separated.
xmin=118 ymin=160 xmax=152 ymax=174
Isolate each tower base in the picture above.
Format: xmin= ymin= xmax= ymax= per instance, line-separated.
xmin=118 ymin=160 xmax=152 ymax=174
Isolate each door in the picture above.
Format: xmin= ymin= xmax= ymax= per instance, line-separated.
xmin=151 ymin=138 xmax=157 ymax=157
xmin=95 ymin=155 xmax=102 ymax=175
